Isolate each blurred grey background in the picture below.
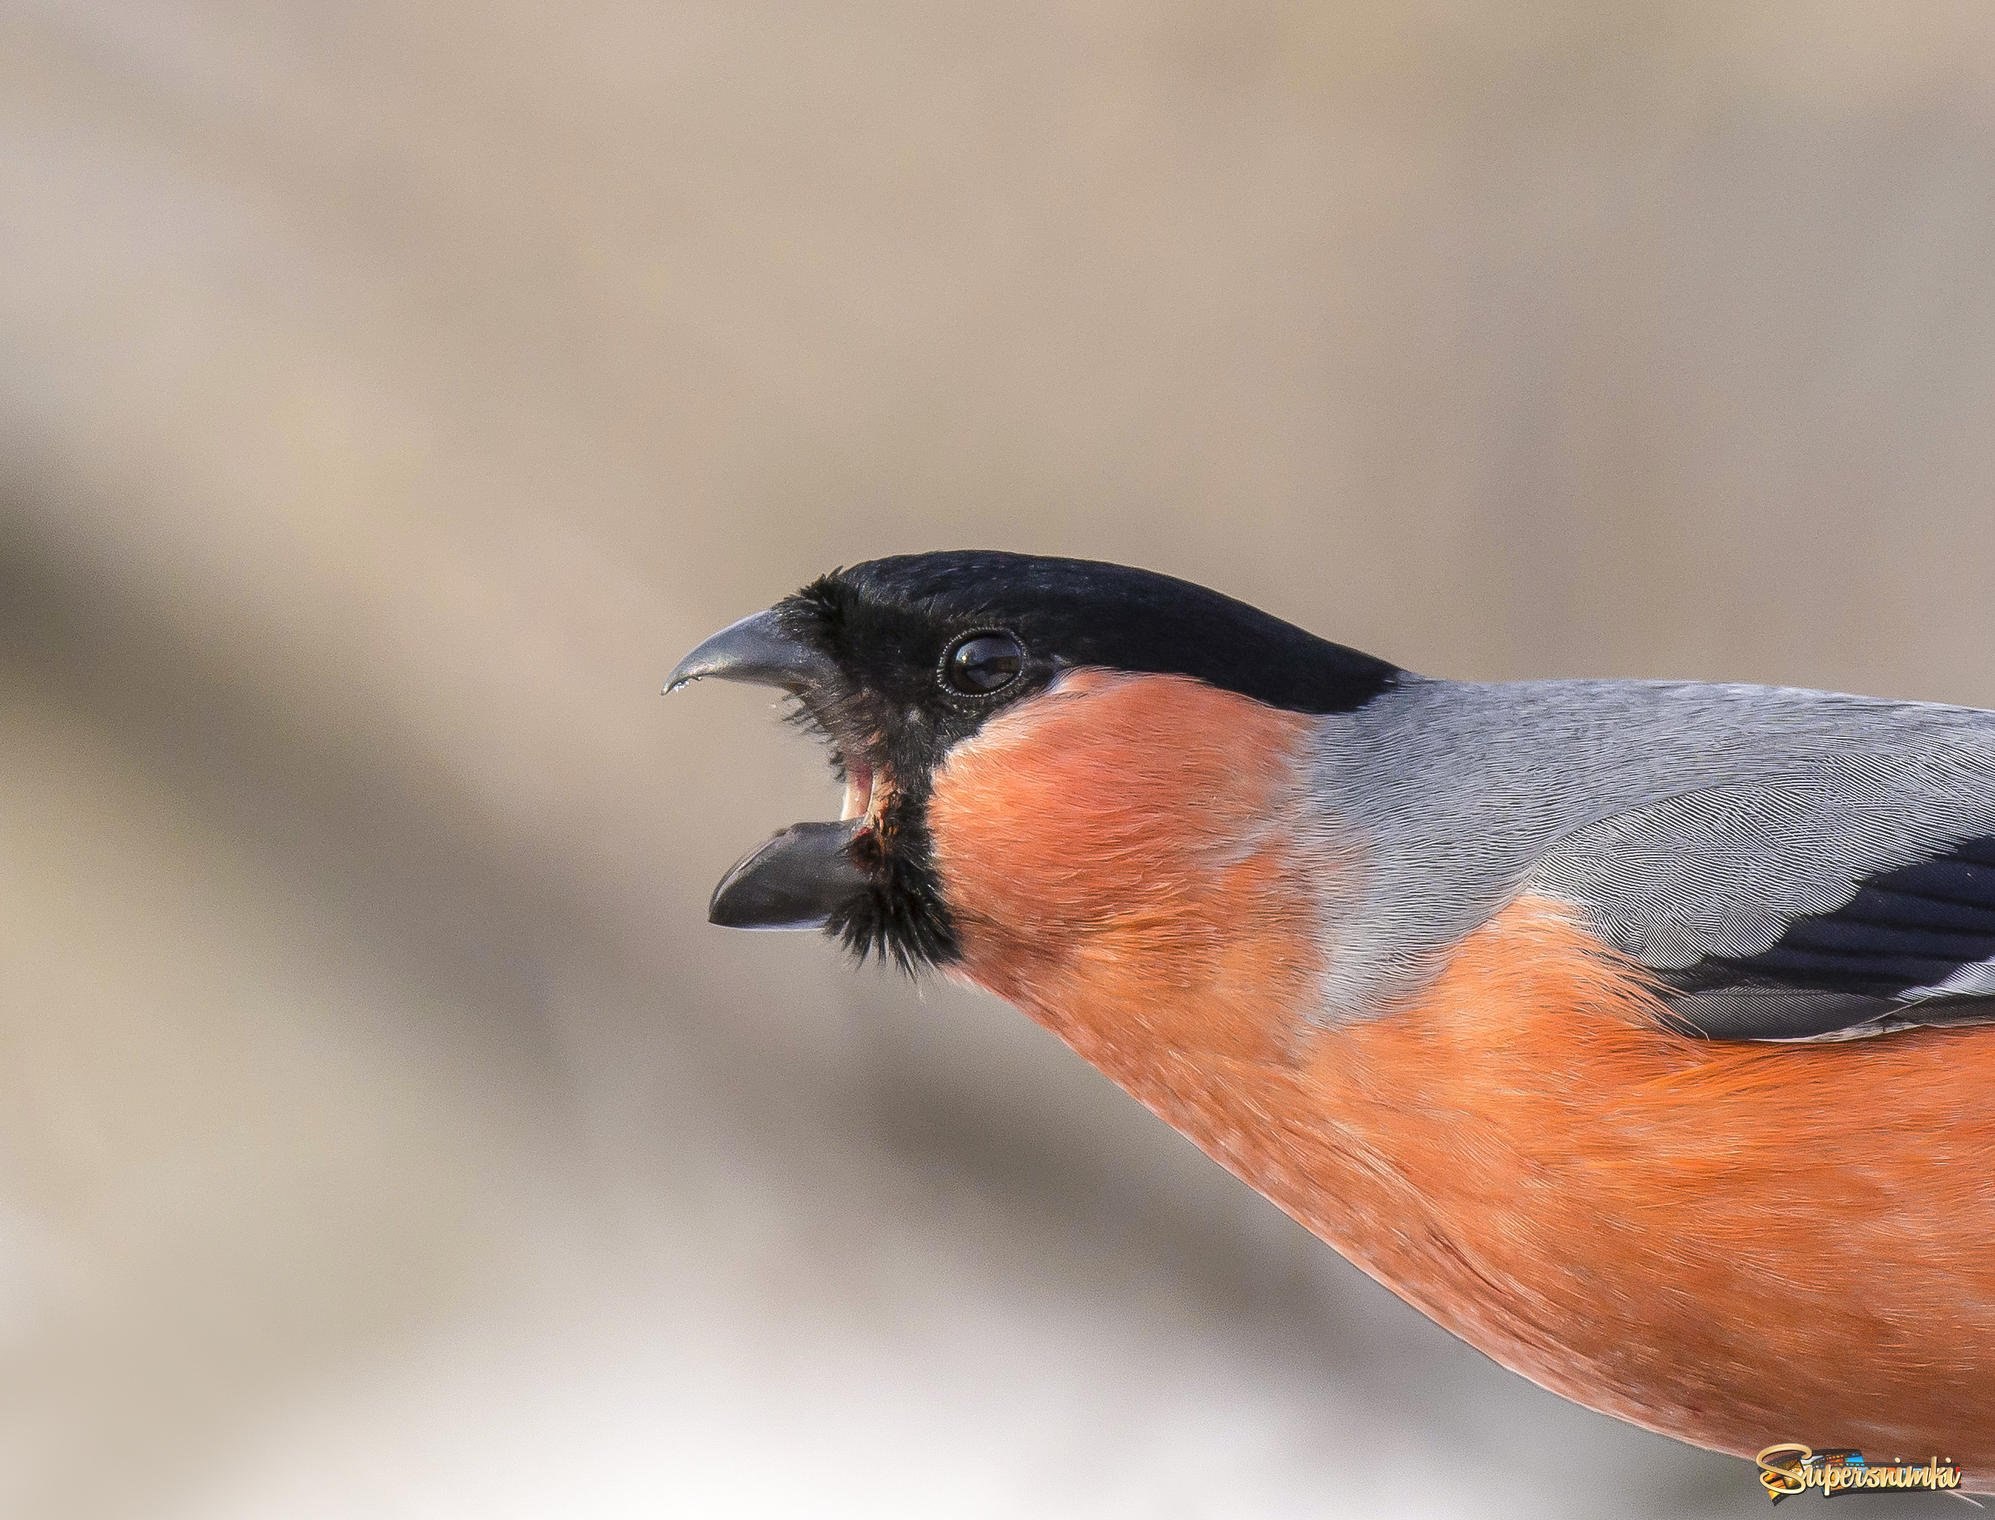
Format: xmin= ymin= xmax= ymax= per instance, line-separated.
xmin=3 ymin=4 xmax=1991 ymax=1516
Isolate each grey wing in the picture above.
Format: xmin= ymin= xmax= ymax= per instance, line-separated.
xmin=1528 ymin=745 xmax=1995 ymax=1041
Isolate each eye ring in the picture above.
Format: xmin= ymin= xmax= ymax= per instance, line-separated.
xmin=939 ymin=629 xmax=1027 ymax=697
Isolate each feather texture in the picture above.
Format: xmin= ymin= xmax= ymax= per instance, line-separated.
xmin=1298 ymin=674 xmax=1995 ymax=1041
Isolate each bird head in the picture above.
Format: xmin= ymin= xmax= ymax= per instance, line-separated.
xmin=668 ymin=551 xmax=1399 ymax=1002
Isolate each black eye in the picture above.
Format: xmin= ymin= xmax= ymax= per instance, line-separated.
xmin=942 ymin=631 xmax=1025 ymax=695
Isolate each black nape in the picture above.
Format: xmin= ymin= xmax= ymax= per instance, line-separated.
xmin=830 ymin=550 xmax=1402 ymax=718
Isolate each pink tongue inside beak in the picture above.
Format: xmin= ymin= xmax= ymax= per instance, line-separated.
xmin=842 ymin=758 xmax=875 ymax=821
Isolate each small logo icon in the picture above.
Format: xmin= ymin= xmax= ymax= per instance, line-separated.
xmin=1755 ymin=1444 xmax=1963 ymax=1503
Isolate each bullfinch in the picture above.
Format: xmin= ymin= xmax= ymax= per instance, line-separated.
xmin=667 ymin=550 xmax=1995 ymax=1482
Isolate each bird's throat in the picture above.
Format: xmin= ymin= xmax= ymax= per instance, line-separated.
xmin=927 ymin=669 xmax=1331 ymax=1069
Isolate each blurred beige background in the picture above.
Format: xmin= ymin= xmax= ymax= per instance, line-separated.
xmin=3 ymin=4 xmax=1992 ymax=1516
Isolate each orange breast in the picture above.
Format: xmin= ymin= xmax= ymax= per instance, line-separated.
xmin=928 ymin=674 xmax=1995 ymax=1481
xmin=927 ymin=668 xmax=1331 ymax=1072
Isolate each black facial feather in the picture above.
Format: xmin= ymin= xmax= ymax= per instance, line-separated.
xmin=827 ymin=791 xmax=957 ymax=972
xmin=768 ymin=551 xmax=1403 ymax=972
xmin=827 ymin=552 xmax=1401 ymax=719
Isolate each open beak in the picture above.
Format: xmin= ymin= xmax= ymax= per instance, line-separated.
xmin=667 ymin=609 xmax=871 ymax=931
xmin=663 ymin=609 xmax=840 ymax=696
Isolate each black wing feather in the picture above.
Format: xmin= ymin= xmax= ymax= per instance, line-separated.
xmin=1661 ymin=836 xmax=1995 ymax=1039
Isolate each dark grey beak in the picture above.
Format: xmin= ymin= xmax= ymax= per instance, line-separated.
xmin=669 ymin=608 xmax=870 ymax=930
xmin=663 ymin=608 xmax=838 ymax=695
xmin=708 ymin=818 xmax=869 ymax=930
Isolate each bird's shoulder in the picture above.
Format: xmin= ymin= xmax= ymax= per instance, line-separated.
xmin=1312 ymin=674 xmax=1995 ymax=1041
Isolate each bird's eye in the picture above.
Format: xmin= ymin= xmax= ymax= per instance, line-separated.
xmin=942 ymin=631 xmax=1025 ymax=696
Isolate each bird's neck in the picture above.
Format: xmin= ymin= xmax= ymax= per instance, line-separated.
xmin=922 ymin=668 xmax=1695 ymax=1380
xmin=927 ymin=666 xmax=1330 ymax=1068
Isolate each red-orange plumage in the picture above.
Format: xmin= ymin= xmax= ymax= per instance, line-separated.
xmin=928 ymin=671 xmax=1995 ymax=1480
